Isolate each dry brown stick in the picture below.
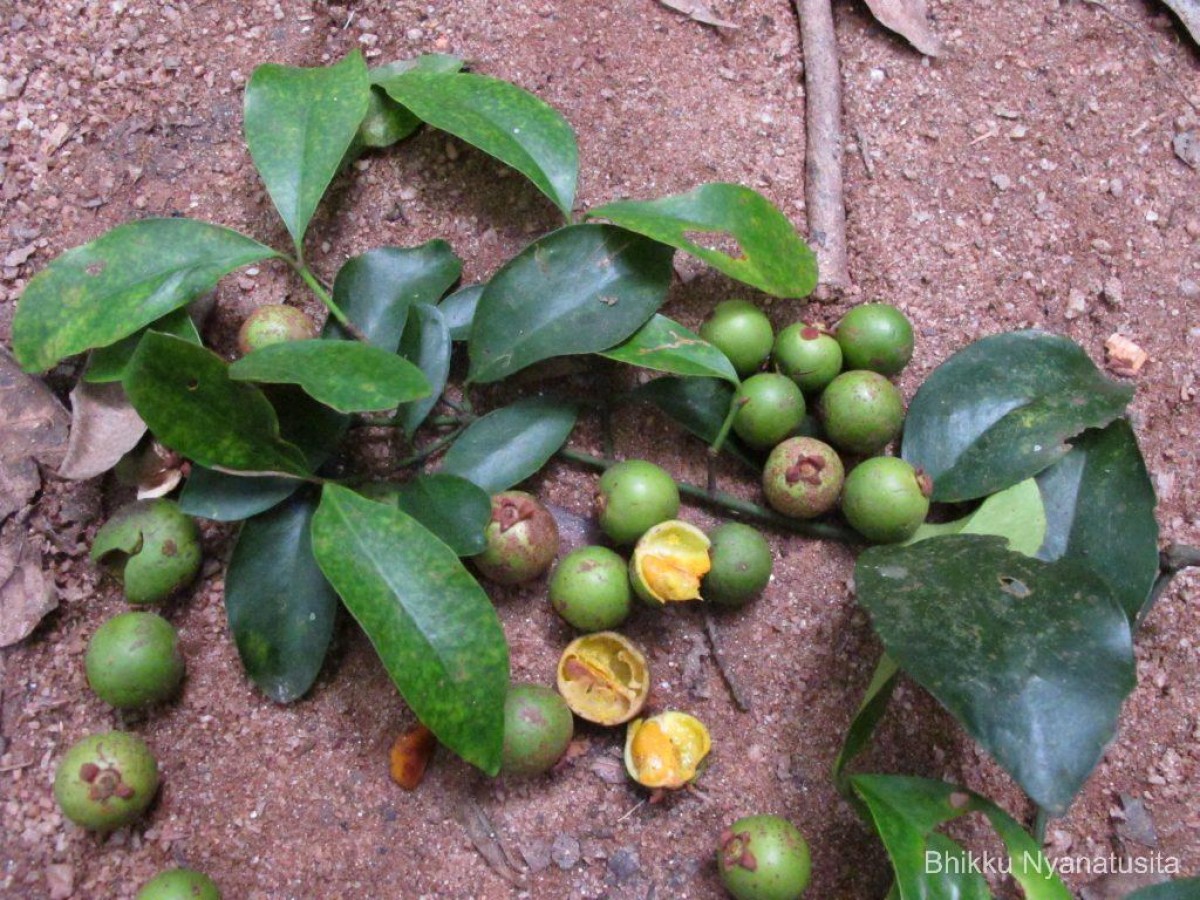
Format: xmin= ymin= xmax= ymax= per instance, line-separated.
xmin=704 ymin=612 xmax=752 ymax=712
xmin=795 ymin=0 xmax=851 ymax=296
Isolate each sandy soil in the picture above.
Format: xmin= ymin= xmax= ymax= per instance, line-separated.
xmin=1 ymin=0 xmax=1197 ymax=897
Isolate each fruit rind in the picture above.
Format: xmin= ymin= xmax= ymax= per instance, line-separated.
xmin=85 ymin=612 xmax=185 ymax=709
xmin=556 ymin=631 xmax=650 ymax=725
xmin=90 ymin=499 xmax=202 ymax=605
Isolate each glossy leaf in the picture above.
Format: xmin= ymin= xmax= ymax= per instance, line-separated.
xmin=11 ymin=219 xmax=276 ymax=373
xmin=179 ymin=387 xmax=346 ymax=521
xmin=906 ymin=478 xmax=1047 ymax=557
xmin=325 ymin=242 xmax=463 ymax=350
xmin=244 ymin=52 xmax=370 ymax=251
xmin=370 ymin=474 xmax=491 ymax=556
xmin=439 ymin=284 xmax=484 ymax=341
xmin=311 ymin=484 xmax=509 ymax=774
xmin=85 ymin=308 xmax=201 ymax=383
xmin=1127 ymin=879 xmax=1200 ymax=900
xmin=587 ymin=183 xmax=817 ymax=298
xmin=851 ymin=775 xmax=1071 ymax=900
xmin=229 ymin=339 xmax=430 ymax=414
xmin=1036 ymin=419 xmax=1159 ymax=624
xmin=600 ymin=314 xmax=739 ymax=383
xmin=832 ymin=654 xmax=899 ymax=801
xmin=633 ymin=376 xmax=757 ymax=469
xmin=902 ymin=331 xmax=1134 ymax=502
xmin=441 ymin=397 xmax=577 ymax=493
xmin=225 ymin=489 xmax=338 ymax=703
xmin=468 ymin=224 xmax=674 ymax=384
xmin=856 ymin=535 xmax=1135 ymax=815
xmin=376 ymin=71 xmax=578 ymax=216
xmin=123 ymin=332 xmax=309 ymax=477
xmin=397 ymin=304 xmax=451 ymax=437
xmin=352 ymin=55 xmax=468 ymax=152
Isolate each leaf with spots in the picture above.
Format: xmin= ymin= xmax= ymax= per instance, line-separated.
xmin=441 ymin=397 xmax=578 ymax=493
xmin=311 ymin=484 xmax=509 ymax=774
xmin=396 ymin=304 xmax=452 ymax=437
xmin=600 ymin=314 xmax=739 ymax=383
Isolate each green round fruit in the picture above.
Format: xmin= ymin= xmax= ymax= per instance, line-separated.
xmin=357 ymin=86 xmax=413 ymax=149
xmin=773 ymin=324 xmax=843 ymax=394
xmin=841 ymin=457 xmax=932 ymax=544
xmin=703 ymin=523 xmax=773 ymax=608
xmin=91 ymin=500 xmax=202 ymax=605
xmin=53 ymin=732 xmax=159 ymax=832
xmin=733 ymin=374 xmax=806 ymax=450
xmin=762 ymin=437 xmax=845 ymax=519
xmin=818 ymin=371 xmax=905 ymax=456
xmin=501 ymin=684 xmax=575 ymax=776
xmin=236 ymin=304 xmax=317 ymax=356
xmin=549 ymin=546 xmax=632 ymax=632
xmin=597 ymin=460 xmax=681 ymax=545
xmin=136 ymin=868 xmax=221 ymax=900
xmin=473 ymin=492 xmax=559 ymax=585
xmin=835 ymin=303 xmax=914 ymax=376
xmin=700 ymin=300 xmax=775 ymax=377
xmin=85 ymin=612 xmax=184 ymax=709
xmin=718 ymin=814 xmax=812 ymax=900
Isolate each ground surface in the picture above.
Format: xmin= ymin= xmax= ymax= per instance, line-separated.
xmin=1 ymin=0 xmax=1198 ymax=897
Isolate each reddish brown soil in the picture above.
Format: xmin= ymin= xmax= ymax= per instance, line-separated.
xmin=2 ymin=0 xmax=1198 ymax=897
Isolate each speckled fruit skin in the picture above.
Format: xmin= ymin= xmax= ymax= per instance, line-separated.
xmin=835 ymin=303 xmax=914 ymax=376
xmin=501 ymin=684 xmax=575 ymax=776
xmin=473 ymin=491 xmax=560 ymax=585
xmin=85 ymin=612 xmax=184 ymax=709
xmin=699 ymin=299 xmax=775 ymax=377
xmin=53 ymin=731 xmax=159 ymax=832
xmin=597 ymin=460 xmax=680 ymax=545
xmin=773 ymin=324 xmax=843 ymax=394
xmin=762 ymin=437 xmax=845 ymax=519
xmin=703 ymin=523 xmax=773 ymax=608
xmin=235 ymin=304 xmax=317 ymax=356
xmin=733 ymin=374 xmax=806 ymax=450
xmin=90 ymin=499 xmax=202 ymax=605
xmin=135 ymin=868 xmax=222 ymax=900
xmin=817 ymin=370 xmax=905 ymax=455
xmin=549 ymin=546 xmax=632 ymax=632
xmin=718 ymin=815 xmax=812 ymax=900
xmin=841 ymin=457 xmax=932 ymax=544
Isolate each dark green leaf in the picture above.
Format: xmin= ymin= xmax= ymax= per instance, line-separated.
xmin=123 ymin=332 xmax=309 ymax=476
xmin=633 ymin=376 xmax=757 ymax=469
xmin=468 ymin=224 xmax=674 ymax=384
xmin=311 ymin=484 xmax=509 ymax=774
xmin=905 ymin=478 xmax=1046 ymax=557
xmin=225 ymin=489 xmax=338 ymax=703
xmin=832 ymin=654 xmax=899 ymax=800
xmin=600 ymin=314 xmax=739 ymax=383
xmin=370 ymin=474 xmax=491 ymax=556
xmin=350 ymin=56 xmax=468 ymax=154
xmin=587 ymin=183 xmax=817 ymax=298
xmin=325 ymin=242 xmax=463 ymax=350
xmin=1127 ymin=879 xmax=1200 ymax=899
xmin=178 ymin=386 xmax=346 ymax=521
xmin=441 ymin=397 xmax=577 ymax=493
xmin=244 ymin=52 xmax=370 ymax=251
xmin=11 ymin=219 xmax=277 ymax=373
xmin=851 ymin=775 xmax=1071 ymax=900
xmin=856 ymin=535 xmax=1135 ymax=815
xmin=439 ymin=284 xmax=484 ymax=341
xmin=397 ymin=304 xmax=451 ymax=437
xmin=229 ymin=339 xmax=430 ymax=414
xmin=902 ymin=331 xmax=1134 ymax=502
xmin=85 ymin=308 xmax=201 ymax=383
xmin=1036 ymin=420 xmax=1159 ymax=624
xmin=376 ymin=71 xmax=578 ymax=216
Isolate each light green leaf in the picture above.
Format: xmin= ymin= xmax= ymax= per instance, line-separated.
xmin=441 ymin=397 xmax=578 ymax=493
xmin=311 ymin=484 xmax=509 ymax=774
xmin=244 ymin=51 xmax=371 ymax=251
xmin=600 ymin=314 xmax=739 ymax=383
xmin=439 ymin=284 xmax=484 ymax=341
xmin=396 ymin=304 xmax=451 ymax=437
xmin=905 ymin=478 xmax=1047 ymax=557
xmin=587 ymin=183 xmax=817 ymax=298
xmin=12 ymin=219 xmax=277 ymax=373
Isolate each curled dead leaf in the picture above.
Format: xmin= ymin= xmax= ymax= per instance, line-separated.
xmin=657 ymin=0 xmax=738 ymax=30
xmin=863 ymin=0 xmax=944 ymax=57
xmin=1160 ymin=0 xmax=1200 ymax=49
xmin=0 ymin=520 xmax=57 ymax=648
xmin=57 ymin=381 xmax=147 ymax=481
xmin=0 ymin=349 xmax=70 ymax=520
xmin=389 ymin=723 xmax=437 ymax=790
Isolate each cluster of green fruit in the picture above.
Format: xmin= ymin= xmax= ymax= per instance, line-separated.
xmin=703 ymin=300 xmax=930 ymax=544
xmin=53 ymin=499 xmax=220 ymax=899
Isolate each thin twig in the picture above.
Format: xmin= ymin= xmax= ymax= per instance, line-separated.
xmin=795 ymin=0 xmax=851 ymax=295
xmin=1137 ymin=543 xmax=1200 ymax=630
xmin=704 ymin=612 xmax=752 ymax=712
xmin=293 ymin=263 xmax=370 ymax=343
xmin=395 ymin=424 xmax=466 ymax=468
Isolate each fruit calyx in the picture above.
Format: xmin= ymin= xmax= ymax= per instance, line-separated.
xmin=915 ymin=468 xmax=934 ymax=498
xmin=719 ymin=830 xmax=758 ymax=871
xmin=80 ymin=763 xmax=135 ymax=801
xmin=786 ymin=455 xmax=826 ymax=486
xmin=493 ymin=495 xmax=537 ymax=533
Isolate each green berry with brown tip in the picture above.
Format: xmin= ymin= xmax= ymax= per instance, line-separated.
xmin=762 ymin=437 xmax=845 ymax=519
xmin=501 ymin=684 xmax=574 ymax=776
xmin=136 ymin=869 xmax=222 ymax=900
xmin=818 ymin=370 xmax=905 ymax=456
xmin=86 ymin=612 xmax=184 ymax=709
xmin=841 ymin=457 xmax=932 ymax=544
xmin=236 ymin=304 xmax=317 ymax=356
xmin=835 ymin=303 xmax=914 ymax=376
xmin=597 ymin=460 xmax=680 ymax=545
xmin=54 ymin=732 xmax=159 ymax=832
xmin=700 ymin=300 xmax=775 ymax=377
xmin=733 ymin=374 xmax=806 ymax=450
xmin=472 ymin=491 xmax=559 ymax=585
xmin=773 ymin=324 xmax=843 ymax=394
xmin=91 ymin=500 xmax=202 ymax=605
xmin=703 ymin=523 xmax=773 ymax=608
xmin=550 ymin=546 xmax=632 ymax=631
xmin=718 ymin=814 xmax=812 ymax=900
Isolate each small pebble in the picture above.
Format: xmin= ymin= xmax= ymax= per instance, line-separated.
xmin=608 ymin=848 xmax=641 ymax=883
xmin=992 ymin=174 xmax=1012 ymax=191
xmin=551 ymin=833 xmax=581 ymax=870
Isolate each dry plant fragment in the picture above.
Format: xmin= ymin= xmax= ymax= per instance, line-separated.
xmin=389 ymin=723 xmax=436 ymax=790
xmin=1104 ymin=334 xmax=1149 ymax=377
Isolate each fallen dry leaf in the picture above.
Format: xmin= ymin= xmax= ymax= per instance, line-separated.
xmin=0 ymin=348 xmax=70 ymax=521
xmin=657 ymin=0 xmax=738 ymax=30
xmin=57 ymin=380 xmax=147 ymax=481
xmin=863 ymin=0 xmax=944 ymax=57
xmin=1160 ymin=0 xmax=1200 ymax=47
xmin=0 ymin=519 xmax=57 ymax=647
xmin=388 ymin=723 xmax=436 ymax=790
